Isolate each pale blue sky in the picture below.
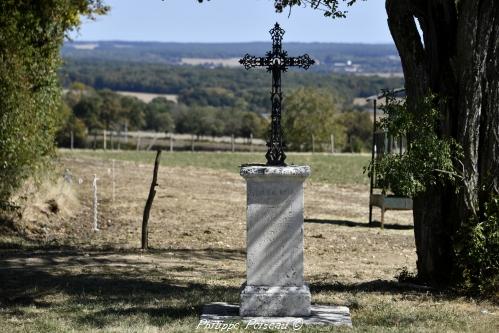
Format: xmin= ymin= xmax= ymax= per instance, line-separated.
xmin=72 ymin=0 xmax=393 ymax=43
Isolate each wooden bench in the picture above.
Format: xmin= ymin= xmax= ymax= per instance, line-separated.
xmin=369 ymin=194 xmax=413 ymax=228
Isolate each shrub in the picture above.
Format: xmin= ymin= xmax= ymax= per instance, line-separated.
xmin=0 ymin=1 xmax=107 ymax=205
xmin=455 ymin=196 xmax=499 ymax=295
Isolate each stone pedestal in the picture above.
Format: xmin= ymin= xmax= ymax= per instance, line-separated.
xmin=240 ymin=165 xmax=311 ymax=317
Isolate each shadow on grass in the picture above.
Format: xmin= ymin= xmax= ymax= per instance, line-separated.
xmin=310 ymin=279 xmax=437 ymax=295
xmin=309 ymin=279 xmax=475 ymax=303
xmin=0 ymin=246 xmax=242 ymax=328
xmin=305 ymin=218 xmax=414 ymax=230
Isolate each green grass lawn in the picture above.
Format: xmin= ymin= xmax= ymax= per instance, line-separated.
xmin=59 ymin=149 xmax=371 ymax=186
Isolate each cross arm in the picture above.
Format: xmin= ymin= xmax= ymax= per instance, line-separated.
xmin=284 ymin=54 xmax=315 ymax=70
xmin=239 ymin=54 xmax=271 ymax=70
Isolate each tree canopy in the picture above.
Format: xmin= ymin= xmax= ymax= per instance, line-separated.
xmin=57 ymin=85 xmax=271 ymax=144
xmin=283 ymin=88 xmax=345 ymax=151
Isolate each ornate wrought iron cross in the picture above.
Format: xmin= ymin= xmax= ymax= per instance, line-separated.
xmin=239 ymin=23 xmax=315 ymax=166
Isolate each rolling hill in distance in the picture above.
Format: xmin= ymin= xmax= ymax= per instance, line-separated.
xmin=62 ymin=41 xmax=402 ymax=74
xmin=60 ymin=40 xmax=405 ymax=115
xmin=57 ymin=41 xmax=404 ymax=150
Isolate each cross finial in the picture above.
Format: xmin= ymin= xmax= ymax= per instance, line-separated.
xmin=239 ymin=24 xmax=315 ymax=166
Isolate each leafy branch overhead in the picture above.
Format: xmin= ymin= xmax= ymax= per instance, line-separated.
xmin=273 ymin=0 xmax=361 ymax=18
xmin=195 ymin=0 xmax=361 ymax=18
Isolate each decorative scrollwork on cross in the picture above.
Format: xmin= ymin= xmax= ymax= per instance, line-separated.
xmin=284 ymin=54 xmax=314 ymax=70
xmin=239 ymin=23 xmax=315 ymax=166
xmin=239 ymin=54 xmax=269 ymax=70
xmin=269 ymin=23 xmax=285 ymax=45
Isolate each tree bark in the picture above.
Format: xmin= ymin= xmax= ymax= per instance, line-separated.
xmin=386 ymin=0 xmax=499 ymax=286
xmin=456 ymin=0 xmax=499 ymax=218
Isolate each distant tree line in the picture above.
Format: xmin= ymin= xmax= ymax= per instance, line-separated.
xmin=57 ymin=84 xmax=372 ymax=153
xmin=57 ymin=84 xmax=269 ymax=147
xmin=283 ymin=88 xmax=372 ymax=152
xmin=57 ymin=59 xmax=397 ymax=152
xmin=59 ymin=60 xmax=403 ymax=113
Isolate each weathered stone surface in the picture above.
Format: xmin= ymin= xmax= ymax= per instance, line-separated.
xmin=241 ymin=165 xmax=309 ymax=287
xmin=240 ymin=284 xmax=311 ymax=317
xmin=240 ymin=165 xmax=311 ymax=178
xmin=240 ymin=165 xmax=311 ymax=317
xmin=200 ymin=302 xmax=353 ymax=327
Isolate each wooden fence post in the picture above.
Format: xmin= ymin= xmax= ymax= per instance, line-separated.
xmin=142 ymin=150 xmax=162 ymax=250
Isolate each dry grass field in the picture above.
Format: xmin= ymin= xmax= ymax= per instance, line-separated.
xmin=0 ymin=151 xmax=497 ymax=332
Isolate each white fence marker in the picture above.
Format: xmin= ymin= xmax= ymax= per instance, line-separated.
xmin=331 ymin=134 xmax=335 ymax=154
xmin=92 ymin=174 xmax=99 ymax=231
xmin=103 ymin=129 xmax=107 ymax=150
xmin=112 ymin=159 xmax=116 ymax=204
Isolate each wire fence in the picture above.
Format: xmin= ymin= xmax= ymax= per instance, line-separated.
xmin=63 ymin=130 xmax=343 ymax=153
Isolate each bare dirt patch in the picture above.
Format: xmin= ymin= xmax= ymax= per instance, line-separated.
xmin=15 ymin=155 xmax=415 ymax=284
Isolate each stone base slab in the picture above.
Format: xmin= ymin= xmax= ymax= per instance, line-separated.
xmin=200 ymin=302 xmax=352 ymax=328
xmin=240 ymin=285 xmax=311 ymax=317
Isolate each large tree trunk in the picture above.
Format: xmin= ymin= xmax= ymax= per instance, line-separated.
xmin=386 ymin=0 xmax=499 ymax=286
xmin=456 ymin=1 xmax=499 ymax=218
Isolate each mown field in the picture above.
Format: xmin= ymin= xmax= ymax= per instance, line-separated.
xmin=0 ymin=151 xmax=497 ymax=332
xmin=60 ymin=150 xmax=372 ymax=185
